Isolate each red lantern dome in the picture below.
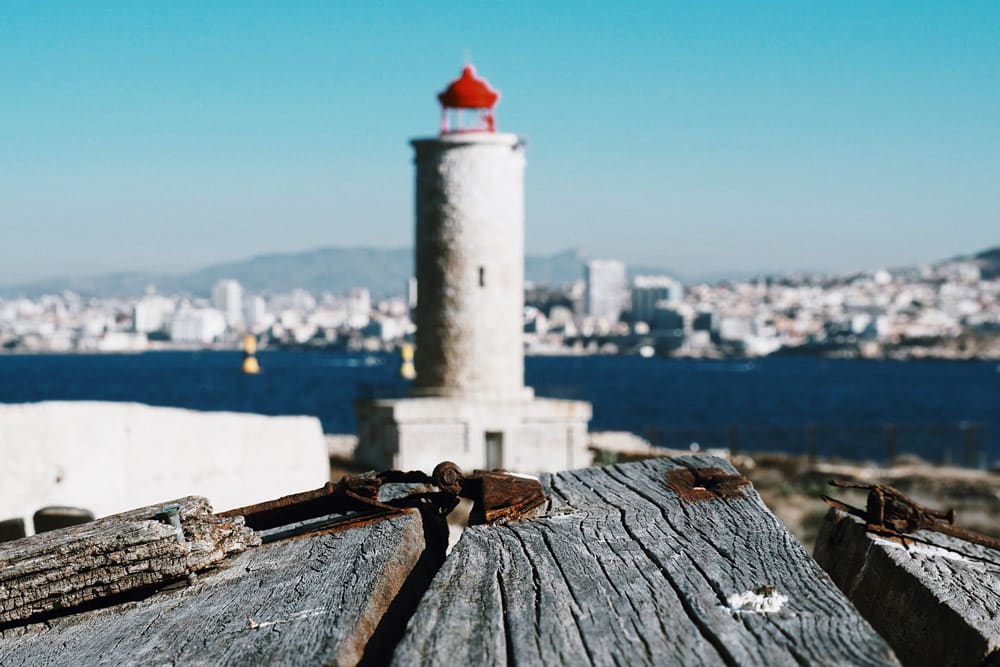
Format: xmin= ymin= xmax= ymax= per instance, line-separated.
xmin=437 ymin=65 xmax=500 ymax=134
xmin=438 ymin=65 xmax=499 ymax=109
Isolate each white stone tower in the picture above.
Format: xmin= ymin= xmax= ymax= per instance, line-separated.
xmin=412 ymin=132 xmax=529 ymax=398
xmin=355 ymin=64 xmax=590 ymax=473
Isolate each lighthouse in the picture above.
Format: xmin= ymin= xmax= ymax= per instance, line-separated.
xmin=412 ymin=66 xmax=528 ymax=399
xmin=355 ymin=64 xmax=591 ymax=473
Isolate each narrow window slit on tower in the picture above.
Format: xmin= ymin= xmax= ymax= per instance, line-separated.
xmin=479 ymin=266 xmax=485 ymax=287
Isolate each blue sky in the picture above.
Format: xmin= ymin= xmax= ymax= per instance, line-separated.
xmin=1 ymin=2 xmax=997 ymax=284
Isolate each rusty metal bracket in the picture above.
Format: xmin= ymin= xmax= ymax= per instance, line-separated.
xmin=220 ymin=461 xmax=546 ymax=541
xmin=462 ymin=470 xmax=547 ymax=525
xmin=823 ymin=479 xmax=1000 ymax=552
xmin=665 ymin=467 xmax=750 ymax=503
xmin=376 ymin=462 xmax=546 ymax=525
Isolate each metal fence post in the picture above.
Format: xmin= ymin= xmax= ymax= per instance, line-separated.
xmin=963 ymin=422 xmax=975 ymax=468
xmin=728 ymin=425 xmax=740 ymax=459
xmin=808 ymin=424 xmax=819 ymax=464
xmin=885 ymin=422 xmax=897 ymax=463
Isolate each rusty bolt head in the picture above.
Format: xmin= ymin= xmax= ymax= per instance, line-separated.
xmin=665 ymin=468 xmax=749 ymax=503
xmin=432 ymin=461 xmax=463 ymax=495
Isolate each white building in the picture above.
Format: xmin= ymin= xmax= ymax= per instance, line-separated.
xmin=355 ymin=65 xmax=591 ymax=473
xmin=585 ymin=259 xmax=628 ymax=323
xmin=289 ymin=288 xmax=317 ymax=313
xmin=242 ymin=295 xmax=272 ymax=332
xmin=211 ymin=279 xmax=244 ymax=330
xmin=346 ymin=288 xmax=371 ymax=329
xmin=133 ymin=294 xmax=175 ymax=333
xmin=718 ymin=316 xmax=753 ymax=342
xmin=169 ymin=307 xmax=226 ymax=344
xmin=81 ymin=331 xmax=149 ymax=353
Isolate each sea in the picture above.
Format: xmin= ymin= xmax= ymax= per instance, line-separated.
xmin=0 ymin=351 xmax=997 ymax=464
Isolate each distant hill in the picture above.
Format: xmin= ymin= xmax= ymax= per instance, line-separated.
xmin=0 ymin=247 xmax=413 ymax=299
xmin=937 ymin=246 xmax=1000 ymax=280
xmin=179 ymin=247 xmax=415 ymax=297
xmin=3 ymin=244 xmax=994 ymax=299
xmin=0 ymin=247 xmax=619 ymax=298
xmin=973 ymin=247 xmax=1000 ymax=279
xmin=0 ymin=272 xmax=178 ymax=300
xmin=525 ymin=249 xmax=587 ymax=286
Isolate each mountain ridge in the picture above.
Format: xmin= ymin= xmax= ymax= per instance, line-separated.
xmin=2 ymin=245 xmax=993 ymax=299
xmin=0 ymin=247 xmax=603 ymax=299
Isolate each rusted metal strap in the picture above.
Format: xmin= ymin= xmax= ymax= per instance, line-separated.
xmin=217 ymin=478 xmax=400 ymax=533
xmin=220 ymin=461 xmax=546 ymax=541
xmin=823 ymin=479 xmax=1000 ymax=552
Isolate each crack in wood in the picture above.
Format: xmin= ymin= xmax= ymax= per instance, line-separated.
xmin=391 ymin=458 xmax=896 ymax=666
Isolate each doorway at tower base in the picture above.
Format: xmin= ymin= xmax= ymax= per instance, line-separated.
xmin=353 ymin=396 xmax=592 ymax=473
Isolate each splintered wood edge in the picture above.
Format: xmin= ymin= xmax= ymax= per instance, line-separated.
xmin=0 ymin=510 xmax=432 ymax=667
xmin=815 ymin=508 xmax=1000 ymax=666
xmin=0 ymin=496 xmax=258 ymax=626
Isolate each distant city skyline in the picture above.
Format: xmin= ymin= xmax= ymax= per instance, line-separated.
xmin=2 ymin=3 xmax=997 ymax=284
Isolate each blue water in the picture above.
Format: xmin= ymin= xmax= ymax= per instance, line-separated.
xmin=0 ymin=352 xmax=996 ymax=463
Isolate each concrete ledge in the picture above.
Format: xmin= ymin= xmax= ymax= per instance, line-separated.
xmin=360 ymin=396 xmax=590 ymax=422
xmin=355 ymin=396 xmax=591 ymax=473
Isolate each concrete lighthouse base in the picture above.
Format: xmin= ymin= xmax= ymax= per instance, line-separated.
xmin=353 ymin=396 xmax=591 ymax=474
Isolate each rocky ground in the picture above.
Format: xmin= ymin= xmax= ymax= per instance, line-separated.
xmin=744 ymin=453 xmax=1000 ymax=548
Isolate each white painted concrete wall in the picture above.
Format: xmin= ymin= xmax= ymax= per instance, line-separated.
xmin=0 ymin=401 xmax=329 ymax=534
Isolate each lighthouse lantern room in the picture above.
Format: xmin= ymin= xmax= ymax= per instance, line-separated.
xmin=437 ymin=65 xmax=499 ymax=134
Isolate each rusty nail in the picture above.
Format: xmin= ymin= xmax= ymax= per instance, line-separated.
xmin=824 ymin=480 xmax=1000 ymax=552
xmin=154 ymin=504 xmax=186 ymax=544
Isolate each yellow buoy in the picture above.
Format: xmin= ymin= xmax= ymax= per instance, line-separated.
xmin=242 ymin=355 xmax=260 ymax=374
xmin=242 ymin=334 xmax=261 ymax=375
xmin=400 ymin=342 xmax=416 ymax=380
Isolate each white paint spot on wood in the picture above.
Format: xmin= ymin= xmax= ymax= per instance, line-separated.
xmin=727 ymin=588 xmax=789 ymax=614
xmin=872 ymin=535 xmax=973 ymax=563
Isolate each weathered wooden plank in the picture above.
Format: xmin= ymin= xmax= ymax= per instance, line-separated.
xmin=0 ymin=509 xmax=432 ymax=667
xmin=391 ymin=456 xmax=899 ymax=666
xmin=0 ymin=496 xmax=256 ymax=626
xmin=815 ymin=508 xmax=1000 ymax=667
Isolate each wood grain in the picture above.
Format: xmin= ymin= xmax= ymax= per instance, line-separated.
xmin=815 ymin=508 xmax=1000 ymax=667
xmin=0 ymin=510 xmax=429 ymax=667
xmin=392 ymin=456 xmax=899 ymax=666
xmin=0 ymin=496 xmax=256 ymax=626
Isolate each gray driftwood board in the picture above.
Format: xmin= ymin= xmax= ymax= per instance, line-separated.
xmin=0 ymin=510 xmax=428 ymax=667
xmin=815 ymin=508 xmax=1000 ymax=667
xmin=391 ymin=456 xmax=899 ymax=666
xmin=0 ymin=496 xmax=256 ymax=626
